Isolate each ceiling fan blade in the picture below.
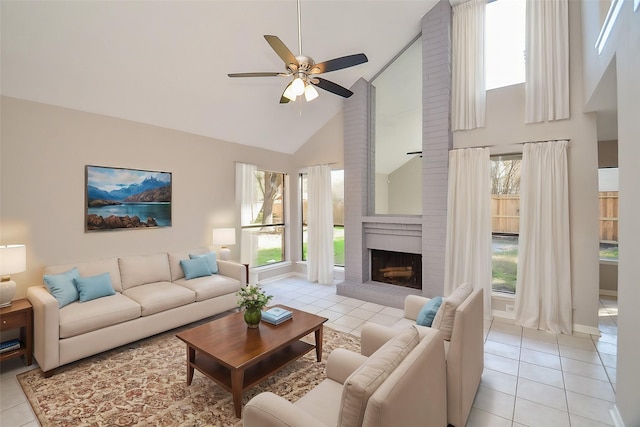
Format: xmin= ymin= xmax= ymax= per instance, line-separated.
xmin=227 ymin=72 xmax=284 ymax=78
xmin=312 ymin=77 xmax=354 ymax=98
xmin=279 ymin=84 xmax=292 ymax=104
xmin=311 ymin=53 xmax=368 ymax=74
xmin=264 ymin=35 xmax=299 ymax=69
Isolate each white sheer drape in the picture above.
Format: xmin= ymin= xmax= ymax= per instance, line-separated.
xmin=306 ymin=165 xmax=334 ymax=285
xmin=525 ymin=0 xmax=570 ymax=123
xmin=452 ymin=0 xmax=486 ymax=131
xmin=236 ymin=162 xmax=258 ymax=267
xmin=515 ymin=140 xmax=572 ymax=334
xmin=444 ymin=147 xmax=492 ymax=315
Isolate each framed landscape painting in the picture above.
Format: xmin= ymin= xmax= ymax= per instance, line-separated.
xmin=85 ymin=165 xmax=172 ymax=232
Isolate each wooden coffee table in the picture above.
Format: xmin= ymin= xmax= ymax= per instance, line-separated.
xmin=175 ymin=305 xmax=328 ymax=418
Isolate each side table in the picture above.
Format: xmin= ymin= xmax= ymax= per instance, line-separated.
xmin=0 ymin=298 xmax=33 ymax=366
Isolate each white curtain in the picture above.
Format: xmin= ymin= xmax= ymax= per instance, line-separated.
xmin=236 ymin=162 xmax=258 ymax=267
xmin=525 ymin=0 xmax=570 ymax=123
xmin=306 ymin=165 xmax=334 ymax=285
xmin=515 ymin=140 xmax=572 ymax=334
xmin=452 ymin=0 xmax=486 ymax=131
xmin=444 ymin=147 xmax=492 ymax=315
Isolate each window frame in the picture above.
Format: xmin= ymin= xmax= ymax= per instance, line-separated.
xmin=240 ymin=168 xmax=286 ymax=268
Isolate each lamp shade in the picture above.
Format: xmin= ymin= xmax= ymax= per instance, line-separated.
xmin=0 ymin=244 xmax=26 ymax=276
xmin=212 ymin=228 xmax=236 ymax=247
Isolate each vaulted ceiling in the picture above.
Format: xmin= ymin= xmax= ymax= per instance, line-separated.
xmin=1 ymin=1 xmax=439 ymax=154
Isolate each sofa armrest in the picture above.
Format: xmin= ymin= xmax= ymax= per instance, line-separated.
xmin=359 ymin=323 xmax=398 ymax=357
xmin=243 ymin=392 xmax=329 ymax=427
xmin=404 ymin=294 xmax=430 ymax=321
xmin=27 ymin=286 xmax=60 ymax=374
xmin=216 ymin=260 xmax=246 ymax=284
xmin=325 ymin=348 xmax=368 ymax=384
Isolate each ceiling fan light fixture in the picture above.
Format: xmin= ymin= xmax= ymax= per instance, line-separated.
xmin=291 ymin=77 xmax=305 ymax=96
xmin=304 ymin=84 xmax=319 ymax=101
xmin=283 ymin=83 xmax=297 ymax=101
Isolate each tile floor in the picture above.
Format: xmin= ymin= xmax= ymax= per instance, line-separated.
xmin=0 ymin=277 xmax=619 ymax=426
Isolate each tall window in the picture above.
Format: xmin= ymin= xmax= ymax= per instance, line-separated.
xmin=301 ymin=170 xmax=345 ymax=266
xmin=598 ymin=168 xmax=618 ymax=261
xmin=491 ymin=154 xmax=522 ymax=293
xmin=241 ymin=169 xmax=286 ymax=267
xmin=485 ymin=0 xmax=526 ymax=90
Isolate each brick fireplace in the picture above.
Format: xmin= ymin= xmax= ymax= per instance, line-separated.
xmin=337 ymin=0 xmax=452 ymax=309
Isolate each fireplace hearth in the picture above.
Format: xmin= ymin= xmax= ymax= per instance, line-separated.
xmin=371 ymin=249 xmax=422 ymax=290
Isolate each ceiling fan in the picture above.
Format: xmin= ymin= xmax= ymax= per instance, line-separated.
xmin=227 ymin=0 xmax=368 ymax=104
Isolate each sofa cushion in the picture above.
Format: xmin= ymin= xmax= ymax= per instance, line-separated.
xmin=180 ymin=257 xmax=212 ymax=280
xmin=74 ymin=272 xmax=116 ymax=302
xmin=122 ymin=282 xmax=195 ymax=316
xmin=118 ymin=253 xmax=171 ymax=290
xmin=189 ymin=252 xmax=219 ymax=274
xmin=168 ymin=248 xmax=209 ymax=282
xmin=295 ymin=379 xmax=344 ymax=427
xmin=416 ymin=296 xmax=442 ymax=327
xmin=173 ymin=275 xmax=242 ymax=302
xmin=43 ymin=267 xmax=80 ymax=308
xmin=44 ymin=257 xmax=123 ymax=293
xmin=338 ymin=326 xmax=420 ymax=427
xmin=59 ymin=293 xmax=141 ymax=339
xmin=432 ymin=282 xmax=473 ymax=341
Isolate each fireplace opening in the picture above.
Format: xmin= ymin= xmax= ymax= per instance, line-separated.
xmin=370 ymin=249 xmax=422 ymax=289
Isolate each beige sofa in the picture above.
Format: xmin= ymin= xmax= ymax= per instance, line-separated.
xmin=27 ymin=247 xmax=246 ymax=377
xmin=243 ymin=326 xmax=447 ymax=427
xmin=361 ymin=287 xmax=484 ymax=427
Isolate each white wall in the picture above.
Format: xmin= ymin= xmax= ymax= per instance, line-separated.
xmin=0 ymin=96 xmax=292 ymax=299
xmin=388 ymin=156 xmax=422 ymax=214
xmin=453 ymin=1 xmax=601 ymax=333
xmin=581 ymin=2 xmax=640 ymax=425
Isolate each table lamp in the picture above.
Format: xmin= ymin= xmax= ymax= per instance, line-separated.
xmin=212 ymin=228 xmax=236 ymax=261
xmin=0 ymin=244 xmax=26 ymax=308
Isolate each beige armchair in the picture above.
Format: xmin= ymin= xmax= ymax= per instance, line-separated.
xmin=361 ymin=287 xmax=484 ymax=427
xmin=243 ymin=325 xmax=447 ymax=427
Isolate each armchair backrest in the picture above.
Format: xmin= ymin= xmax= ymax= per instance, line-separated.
xmin=446 ymin=287 xmax=484 ymax=427
xmin=362 ymin=327 xmax=447 ymax=427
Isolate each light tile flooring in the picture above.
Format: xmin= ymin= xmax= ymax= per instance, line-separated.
xmin=0 ymin=277 xmax=619 ymax=427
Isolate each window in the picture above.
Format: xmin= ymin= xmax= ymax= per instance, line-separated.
xmin=300 ymin=170 xmax=345 ymax=266
xmin=598 ymin=168 xmax=618 ymax=261
xmin=485 ymin=0 xmax=526 ymax=90
xmin=491 ymin=154 xmax=522 ymax=293
xmin=240 ymin=169 xmax=286 ymax=267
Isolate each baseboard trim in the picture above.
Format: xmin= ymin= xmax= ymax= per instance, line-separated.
xmin=600 ymin=289 xmax=618 ymax=297
xmin=573 ymin=323 xmax=601 ymax=336
xmin=492 ymin=310 xmax=515 ymax=320
xmin=610 ymin=404 xmax=625 ymax=427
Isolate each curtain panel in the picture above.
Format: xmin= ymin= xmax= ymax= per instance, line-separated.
xmin=236 ymin=162 xmax=258 ymax=267
xmin=515 ymin=140 xmax=572 ymax=334
xmin=444 ymin=147 xmax=492 ymax=315
xmin=306 ymin=165 xmax=334 ymax=285
xmin=452 ymin=0 xmax=486 ymax=131
xmin=525 ymin=0 xmax=570 ymax=123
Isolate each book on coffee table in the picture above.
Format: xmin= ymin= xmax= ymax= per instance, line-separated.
xmin=262 ymin=307 xmax=293 ymax=325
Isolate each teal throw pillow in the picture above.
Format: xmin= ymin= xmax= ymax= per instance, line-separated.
xmin=416 ymin=296 xmax=443 ymax=327
xmin=181 ymin=257 xmax=213 ymax=280
xmin=73 ymin=272 xmax=116 ymax=302
xmin=189 ymin=252 xmax=218 ymax=274
xmin=43 ymin=267 xmax=80 ymax=308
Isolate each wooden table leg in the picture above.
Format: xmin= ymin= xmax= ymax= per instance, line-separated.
xmin=315 ymin=325 xmax=323 ymax=362
xmin=186 ymin=346 xmax=195 ymax=385
xmin=231 ymin=368 xmax=245 ymax=418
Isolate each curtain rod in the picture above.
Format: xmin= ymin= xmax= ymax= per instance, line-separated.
xmin=458 ymin=138 xmax=571 ymax=149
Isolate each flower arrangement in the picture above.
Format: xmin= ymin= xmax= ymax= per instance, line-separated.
xmin=236 ymin=285 xmax=273 ymax=311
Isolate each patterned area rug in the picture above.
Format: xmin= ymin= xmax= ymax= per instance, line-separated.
xmin=17 ymin=324 xmax=360 ymax=427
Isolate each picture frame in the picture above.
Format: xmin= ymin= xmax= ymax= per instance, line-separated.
xmin=85 ymin=165 xmax=172 ymax=232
